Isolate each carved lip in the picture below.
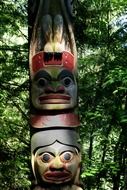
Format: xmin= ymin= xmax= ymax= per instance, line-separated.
xmin=39 ymin=94 xmax=71 ymax=104
xmin=44 ymin=171 xmax=71 ymax=181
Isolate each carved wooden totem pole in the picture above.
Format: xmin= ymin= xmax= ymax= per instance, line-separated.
xmin=28 ymin=1 xmax=83 ymax=190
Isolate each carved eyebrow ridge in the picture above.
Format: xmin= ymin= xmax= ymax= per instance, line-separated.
xmin=34 ymin=70 xmax=51 ymax=81
xmin=58 ymin=70 xmax=74 ymax=81
xmin=39 ymin=152 xmax=55 ymax=157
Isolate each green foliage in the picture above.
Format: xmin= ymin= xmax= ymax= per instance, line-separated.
xmin=0 ymin=0 xmax=30 ymax=189
xmin=77 ymin=1 xmax=127 ymax=189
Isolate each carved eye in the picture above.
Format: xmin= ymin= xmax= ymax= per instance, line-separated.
xmin=40 ymin=152 xmax=54 ymax=163
xmin=60 ymin=151 xmax=74 ymax=163
xmin=37 ymin=78 xmax=48 ymax=87
xmin=62 ymin=77 xmax=73 ymax=87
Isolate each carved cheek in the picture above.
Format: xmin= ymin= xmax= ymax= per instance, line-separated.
xmin=60 ymin=74 xmax=77 ymax=97
xmin=63 ymin=82 xmax=77 ymax=106
xmin=65 ymin=82 xmax=77 ymax=96
xmin=32 ymin=81 xmax=45 ymax=95
xmin=31 ymin=76 xmax=51 ymax=108
xmin=59 ymin=151 xmax=79 ymax=174
xmin=65 ymin=156 xmax=80 ymax=177
xmin=31 ymin=70 xmax=51 ymax=98
xmin=36 ymin=157 xmax=48 ymax=177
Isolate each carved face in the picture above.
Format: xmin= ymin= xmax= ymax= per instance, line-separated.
xmin=34 ymin=142 xmax=81 ymax=184
xmin=31 ymin=67 xmax=77 ymax=110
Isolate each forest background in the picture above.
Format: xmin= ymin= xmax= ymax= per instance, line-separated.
xmin=0 ymin=0 xmax=127 ymax=189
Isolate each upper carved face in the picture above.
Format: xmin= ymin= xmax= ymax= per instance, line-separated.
xmin=31 ymin=67 xmax=77 ymax=110
xmin=34 ymin=142 xmax=81 ymax=184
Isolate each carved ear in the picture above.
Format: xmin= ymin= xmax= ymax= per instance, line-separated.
xmin=31 ymin=153 xmax=42 ymax=184
xmin=73 ymin=152 xmax=82 ymax=185
xmin=31 ymin=153 xmax=37 ymax=182
xmin=33 ymin=159 xmax=43 ymax=184
xmin=74 ymin=166 xmax=81 ymax=185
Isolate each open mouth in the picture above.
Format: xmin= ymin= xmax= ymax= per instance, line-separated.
xmin=44 ymin=171 xmax=71 ymax=182
xmin=39 ymin=94 xmax=71 ymax=104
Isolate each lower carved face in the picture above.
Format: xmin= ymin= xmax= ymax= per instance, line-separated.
xmin=31 ymin=67 xmax=77 ymax=110
xmin=34 ymin=142 xmax=81 ymax=184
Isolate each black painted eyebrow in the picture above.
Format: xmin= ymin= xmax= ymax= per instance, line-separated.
xmin=59 ymin=150 xmax=74 ymax=156
xmin=34 ymin=70 xmax=51 ymax=81
xmin=58 ymin=69 xmax=74 ymax=81
xmin=38 ymin=151 xmax=55 ymax=157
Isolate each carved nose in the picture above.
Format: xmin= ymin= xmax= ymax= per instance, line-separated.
xmin=45 ymin=86 xmax=54 ymax=93
xmin=56 ymin=86 xmax=65 ymax=93
xmin=49 ymin=157 xmax=64 ymax=171
xmin=50 ymin=166 xmax=64 ymax=172
xmin=45 ymin=86 xmax=65 ymax=93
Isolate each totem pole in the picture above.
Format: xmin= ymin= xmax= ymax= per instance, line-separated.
xmin=28 ymin=1 xmax=83 ymax=190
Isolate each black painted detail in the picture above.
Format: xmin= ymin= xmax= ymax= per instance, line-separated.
xmin=54 ymin=52 xmax=62 ymax=61
xmin=44 ymin=52 xmax=62 ymax=62
xmin=44 ymin=52 xmax=54 ymax=62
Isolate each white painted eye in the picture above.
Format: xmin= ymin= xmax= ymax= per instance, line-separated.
xmin=40 ymin=152 xmax=54 ymax=163
xmin=60 ymin=151 xmax=74 ymax=163
xmin=62 ymin=77 xmax=73 ymax=87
